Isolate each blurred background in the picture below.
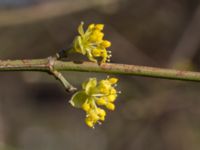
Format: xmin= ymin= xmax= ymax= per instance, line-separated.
xmin=1 ymin=0 xmax=200 ymax=150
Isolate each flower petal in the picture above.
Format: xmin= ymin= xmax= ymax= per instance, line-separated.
xmin=69 ymin=91 xmax=88 ymax=108
xmin=78 ymin=22 xmax=84 ymax=36
xmin=84 ymin=78 xmax=97 ymax=95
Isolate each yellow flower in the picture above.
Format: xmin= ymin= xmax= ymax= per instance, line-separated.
xmin=96 ymin=98 xmax=107 ymax=105
xmin=106 ymin=102 xmax=115 ymax=111
xmin=69 ymin=77 xmax=120 ymax=128
xmin=107 ymin=94 xmax=117 ymax=102
xmin=95 ymin=24 xmax=104 ymax=30
xmin=91 ymin=48 xmax=101 ymax=57
xmin=82 ymin=102 xmax=90 ymax=111
xmin=108 ymin=77 xmax=118 ymax=84
xmin=72 ymin=22 xmax=112 ymax=63
xmin=101 ymin=40 xmax=111 ymax=48
xmin=85 ymin=117 xmax=94 ymax=128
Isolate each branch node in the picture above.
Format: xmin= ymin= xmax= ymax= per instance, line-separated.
xmin=48 ymin=56 xmax=77 ymax=93
xmin=47 ymin=56 xmax=56 ymax=71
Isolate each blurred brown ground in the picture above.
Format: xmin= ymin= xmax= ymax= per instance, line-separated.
xmin=1 ymin=0 xmax=200 ymax=150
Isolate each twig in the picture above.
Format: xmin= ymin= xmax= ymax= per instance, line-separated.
xmin=1 ymin=58 xmax=200 ymax=82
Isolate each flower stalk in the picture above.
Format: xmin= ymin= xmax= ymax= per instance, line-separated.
xmin=49 ymin=68 xmax=77 ymax=92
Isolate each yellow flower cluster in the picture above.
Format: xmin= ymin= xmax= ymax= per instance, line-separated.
xmin=82 ymin=77 xmax=119 ymax=128
xmin=73 ymin=22 xmax=112 ymax=63
xmin=68 ymin=22 xmax=120 ymax=128
xmin=70 ymin=77 xmax=119 ymax=128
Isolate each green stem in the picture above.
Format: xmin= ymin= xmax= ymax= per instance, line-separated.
xmin=50 ymin=69 xmax=77 ymax=92
xmin=0 ymin=58 xmax=200 ymax=82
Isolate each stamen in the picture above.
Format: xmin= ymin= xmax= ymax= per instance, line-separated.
xmin=97 ymin=121 xmax=102 ymax=125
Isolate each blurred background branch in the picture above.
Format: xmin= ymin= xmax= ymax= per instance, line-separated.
xmin=0 ymin=0 xmax=119 ymax=27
